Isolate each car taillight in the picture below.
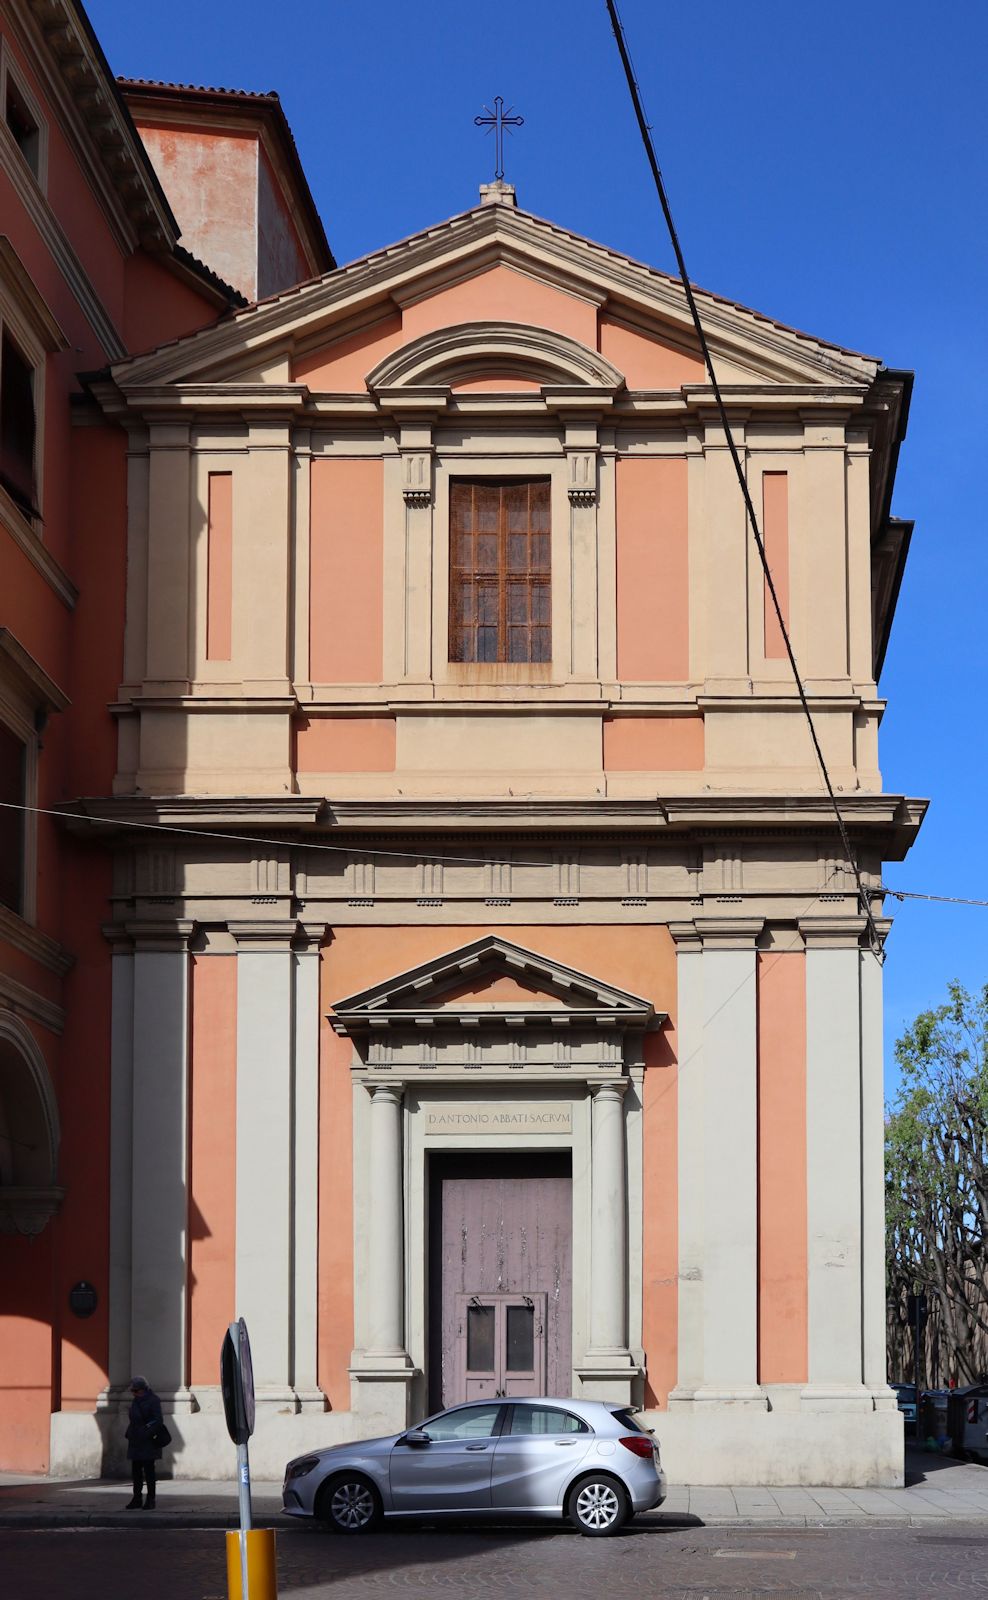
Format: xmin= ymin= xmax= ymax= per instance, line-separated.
xmin=619 ymin=1435 xmax=655 ymax=1459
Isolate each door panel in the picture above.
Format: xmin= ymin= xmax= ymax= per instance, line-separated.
xmin=492 ymin=1403 xmax=593 ymax=1509
xmin=429 ymin=1153 xmax=572 ymax=1411
xmin=456 ymin=1293 xmax=546 ymax=1399
xmin=389 ymin=1403 xmax=501 ymax=1511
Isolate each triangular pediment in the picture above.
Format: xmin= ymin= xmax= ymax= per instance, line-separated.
xmin=329 ymin=935 xmax=658 ymax=1035
xmin=106 ymin=203 xmax=879 ymax=395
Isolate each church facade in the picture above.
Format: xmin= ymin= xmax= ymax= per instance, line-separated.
xmin=0 ymin=6 xmax=922 ymax=1487
xmin=62 ymin=181 xmax=920 ymax=1486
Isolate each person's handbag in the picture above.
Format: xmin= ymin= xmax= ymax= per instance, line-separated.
xmin=145 ymin=1418 xmax=172 ymax=1449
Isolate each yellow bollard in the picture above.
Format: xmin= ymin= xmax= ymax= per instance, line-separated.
xmin=225 ymin=1529 xmax=278 ymax=1600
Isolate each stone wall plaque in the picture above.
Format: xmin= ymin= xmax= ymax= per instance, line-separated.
xmin=423 ymin=1102 xmax=572 ymax=1136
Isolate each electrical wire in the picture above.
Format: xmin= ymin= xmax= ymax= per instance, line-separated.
xmin=880 ymin=888 xmax=988 ymax=908
xmin=604 ymin=0 xmax=885 ymax=964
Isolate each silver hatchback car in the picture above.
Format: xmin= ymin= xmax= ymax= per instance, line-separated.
xmin=283 ymin=1397 xmax=666 ymax=1537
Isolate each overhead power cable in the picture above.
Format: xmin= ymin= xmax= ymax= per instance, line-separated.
xmin=604 ymin=0 xmax=885 ymax=963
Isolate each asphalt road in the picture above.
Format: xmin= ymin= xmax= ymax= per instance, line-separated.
xmin=5 ymin=1521 xmax=988 ymax=1600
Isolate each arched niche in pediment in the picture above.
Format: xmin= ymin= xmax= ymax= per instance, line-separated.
xmin=365 ymin=321 xmax=626 ymax=396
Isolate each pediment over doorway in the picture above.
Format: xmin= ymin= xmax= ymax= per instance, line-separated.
xmin=328 ymin=934 xmax=659 ymax=1037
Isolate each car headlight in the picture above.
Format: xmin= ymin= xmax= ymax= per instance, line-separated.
xmin=285 ymin=1456 xmax=320 ymax=1480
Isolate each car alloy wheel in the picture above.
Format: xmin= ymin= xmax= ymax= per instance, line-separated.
xmin=570 ymin=1475 xmax=627 ymax=1536
xmin=323 ymin=1475 xmax=380 ymax=1533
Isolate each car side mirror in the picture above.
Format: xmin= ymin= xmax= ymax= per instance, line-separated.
xmin=403 ymin=1429 xmax=431 ymax=1447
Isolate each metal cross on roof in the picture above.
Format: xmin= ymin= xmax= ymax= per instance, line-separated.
xmin=474 ymin=96 xmax=524 ymax=183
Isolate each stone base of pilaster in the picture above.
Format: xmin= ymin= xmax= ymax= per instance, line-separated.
xmin=691 ymin=1384 xmax=769 ymax=1411
xmin=800 ymin=1383 xmax=876 ymax=1412
xmin=348 ymin=1354 xmax=416 ymax=1434
xmin=575 ymin=1350 xmax=639 ymax=1406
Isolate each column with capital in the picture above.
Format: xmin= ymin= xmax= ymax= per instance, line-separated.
xmin=365 ymin=1083 xmax=409 ymax=1358
xmin=577 ymin=1080 xmax=635 ymax=1400
xmin=350 ymin=1081 xmax=413 ymax=1428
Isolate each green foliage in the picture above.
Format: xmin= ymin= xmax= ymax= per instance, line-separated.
xmin=886 ymin=983 xmax=988 ymax=1384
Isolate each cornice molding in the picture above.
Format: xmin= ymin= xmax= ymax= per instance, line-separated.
xmin=19 ymin=0 xmax=176 ymax=252
xmin=0 ymin=903 xmax=73 ymax=974
xmin=0 ymin=627 xmax=70 ymax=711
xmin=0 ymin=120 xmax=126 ymax=359
xmin=0 ymin=235 xmax=68 ymax=351
xmin=107 ymin=205 xmax=880 ymax=392
xmin=0 ymin=971 xmax=65 ymax=1033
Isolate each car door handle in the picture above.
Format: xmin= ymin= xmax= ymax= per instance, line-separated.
xmin=464 ymin=1444 xmax=488 ymax=1451
xmin=554 ymin=1441 xmax=577 ymax=1447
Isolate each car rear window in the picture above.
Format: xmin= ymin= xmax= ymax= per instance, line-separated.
xmin=611 ymin=1408 xmax=644 ymax=1432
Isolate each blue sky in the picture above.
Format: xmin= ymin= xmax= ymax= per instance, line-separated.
xmin=87 ymin=0 xmax=987 ymax=1098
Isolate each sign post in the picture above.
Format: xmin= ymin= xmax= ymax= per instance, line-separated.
xmin=221 ymin=1318 xmax=276 ymax=1600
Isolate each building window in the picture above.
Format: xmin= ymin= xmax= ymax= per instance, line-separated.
xmin=0 ymin=44 xmax=46 ymax=191
xmin=4 ymin=73 xmax=40 ymax=178
xmin=0 ymin=328 xmax=37 ymax=516
xmin=0 ymin=717 xmax=26 ymax=915
xmin=449 ymin=479 xmax=551 ymax=663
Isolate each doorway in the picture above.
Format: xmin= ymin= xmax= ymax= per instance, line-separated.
xmin=428 ymin=1151 xmax=572 ymax=1411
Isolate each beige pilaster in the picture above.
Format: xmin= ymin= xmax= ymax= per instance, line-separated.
xmin=596 ymin=429 xmax=618 ymax=684
xmin=128 ymin=921 xmax=195 ymax=1409
xmin=671 ymin=917 xmax=766 ymax=1408
xmin=399 ymin=424 xmax=434 ymax=681
xmin=798 ymin=415 xmax=849 ymax=686
xmin=121 ymin=425 xmax=149 ymax=691
xmin=238 ymin=418 xmax=292 ymax=695
xmin=702 ymin=415 xmax=750 ymax=690
xmin=861 ymin=926 xmax=892 ymax=1395
xmin=801 ymin=916 xmax=871 ymax=1407
xmin=846 ymin=428 xmax=875 ymax=688
xmin=231 ymin=921 xmax=296 ymax=1404
xmin=564 ymin=420 xmax=599 ymax=680
xmin=291 ymin=428 xmax=313 ymax=687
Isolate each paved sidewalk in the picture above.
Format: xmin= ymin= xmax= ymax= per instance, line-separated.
xmin=2 ymin=1447 xmax=986 ymax=1530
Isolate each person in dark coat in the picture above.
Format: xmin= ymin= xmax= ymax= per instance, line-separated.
xmin=125 ymin=1376 xmax=164 ymax=1509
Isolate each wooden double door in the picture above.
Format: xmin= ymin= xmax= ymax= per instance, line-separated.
xmin=428 ymin=1152 xmax=572 ymax=1411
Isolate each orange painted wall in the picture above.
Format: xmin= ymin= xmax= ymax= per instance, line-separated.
xmin=318 ymin=924 xmax=678 ymax=1409
xmin=309 ymin=458 xmax=384 ymax=683
xmin=402 ymin=265 xmax=598 ymax=349
xmin=757 ymin=951 xmax=808 ymax=1383
xmin=295 ymin=716 xmax=396 ymax=772
xmin=762 ymin=472 xmax=790 ymax=660
xmin=56 ymin=847 xmax=113 ymax=1412
xmin=599 ymin=316 xmax=704 ymax=389
xmin=188 ymin=956 xmax=238 ymax=1385
xmin=615 ymin=456 xmax=690 ymax=680
xmin=123 ymin=252 xmax=218 ymax=356
xmin=293 ymin=314 xmax=403 ymax=391
xmin=0 ymin=1239 xmax=54 ymax=1470
xmin=604 ymin=715 xmax=704 ymax=772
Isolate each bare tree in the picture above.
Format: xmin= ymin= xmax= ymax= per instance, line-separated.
xmin=886 ymin=982 xmax=988 ymax=1387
